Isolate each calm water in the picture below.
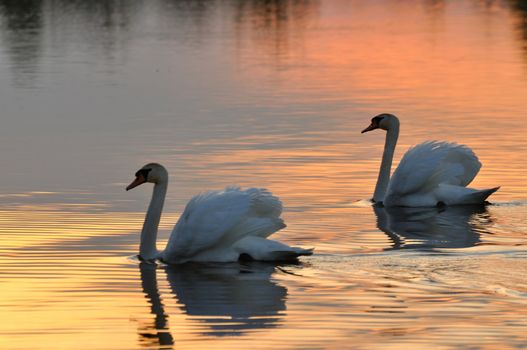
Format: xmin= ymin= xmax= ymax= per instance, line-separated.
xmin=1 ymin=0 xmax=527 ymax=349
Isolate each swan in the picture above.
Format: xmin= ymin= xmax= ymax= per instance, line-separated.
xmin=361 ymin=113 xmax=499 ymax=207
xmin=126 ymin=163 xmax=313 ymax=263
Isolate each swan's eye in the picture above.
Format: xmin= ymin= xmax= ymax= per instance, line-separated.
xmin=135 ymin=168 xmax=152 ymax=180
xmin=372 ymin=116 xmax=384 ymax=125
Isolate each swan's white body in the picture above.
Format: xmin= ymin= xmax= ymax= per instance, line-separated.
xmin=127 ymin=163 xmax=312 ymax=263
xmin=362 ymin=114 xmax=499 ymax=207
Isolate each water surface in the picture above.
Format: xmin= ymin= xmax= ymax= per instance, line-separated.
xmin=1 ymin=1 xmax=526 ymax=349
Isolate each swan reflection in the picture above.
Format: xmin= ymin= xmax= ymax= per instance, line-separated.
xmin=138 ymin=262 xmax=174 ymax=348
xmin=373 ymin=204 xmax=492 ymax=250
xmin=138 ymin=261 xmax=287 ymax=345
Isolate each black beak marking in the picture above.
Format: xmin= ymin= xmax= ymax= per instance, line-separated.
xmin=135 ymin=168 xmax=152 ymax=181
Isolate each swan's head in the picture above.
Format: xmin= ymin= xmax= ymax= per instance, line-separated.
xmin=126 ymin=163 xmax=168 ymax=191
xmin=361 ymin=113 xmax=399 ymax=133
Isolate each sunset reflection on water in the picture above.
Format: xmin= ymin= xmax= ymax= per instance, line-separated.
xmin=1 ymin=1 xmax=527 ymax=349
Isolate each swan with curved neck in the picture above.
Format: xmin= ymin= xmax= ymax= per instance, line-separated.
xmin=126 ymin=163 xmax=313 ymax=263
xmin=361 ymin=113 xmax=499 ymax=207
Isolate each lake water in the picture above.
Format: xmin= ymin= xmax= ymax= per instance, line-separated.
xmin=1 ymin=0 xmax=527 ymax=349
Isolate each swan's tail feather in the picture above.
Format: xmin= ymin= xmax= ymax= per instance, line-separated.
xmin=465 ymin=186 xmax=500 ymax=203
xmin=292 ymin=247 xmax=314 ymax=256
xmin=263 ymin=248 xmax=314 ymax=262
xmin=437 ymin=184 xmax=499 ymax=205
xmin=234 ymin=236 xmax=313 ymax=262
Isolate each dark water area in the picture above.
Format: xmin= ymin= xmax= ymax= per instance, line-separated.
xmin=0 ymin=1 xmax=526 ymax=349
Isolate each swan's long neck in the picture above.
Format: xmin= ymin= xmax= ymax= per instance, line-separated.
xmin=374 ymin=124 xmax=399 ymax=202
xmin=140 ymin=180 xmax=167 ymax=260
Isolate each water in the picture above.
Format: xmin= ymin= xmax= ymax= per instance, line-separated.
xmin=1 ymin=0 xmax=526 ymax=348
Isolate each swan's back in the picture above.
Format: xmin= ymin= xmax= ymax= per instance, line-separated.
xmin=162 ymin=187 xmax=286 ymax=263
xmin=385 ymin=141 xmax=482 ymax=206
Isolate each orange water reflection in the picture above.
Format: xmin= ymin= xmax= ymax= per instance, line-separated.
xmin=1 ymin=1 xmax=527 ymax=349
xmin=230 ymin=1 xmax=527 ymax=203
xmin=1 ymin=200 xmax=526 ymax=349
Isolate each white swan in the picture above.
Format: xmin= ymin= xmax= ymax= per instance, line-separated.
xmin=126 ymin=163 xmax=313 ymax=263
xmin=361 ymin=113 xmax=499 ymax=207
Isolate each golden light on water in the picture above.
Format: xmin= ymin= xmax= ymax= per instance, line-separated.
xmin=1 ymin=1 xmax=527 ymax=349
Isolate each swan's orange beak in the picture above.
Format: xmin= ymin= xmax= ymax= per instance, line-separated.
xmin=126 ymin=174 xmax=146 ymax=191
xmin=361 ymin=122 xmax=378 ymax=133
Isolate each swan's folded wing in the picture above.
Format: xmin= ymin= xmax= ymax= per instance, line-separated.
xmin=163 ymin=187 xmax=284 ymax=261
xmin=163 ymin=187 xmax=250 ymax=260
xmin=438 ymin=143 xmax=481 ymax=187
xmin=386 ymin=141 xmax=481 ymax=197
